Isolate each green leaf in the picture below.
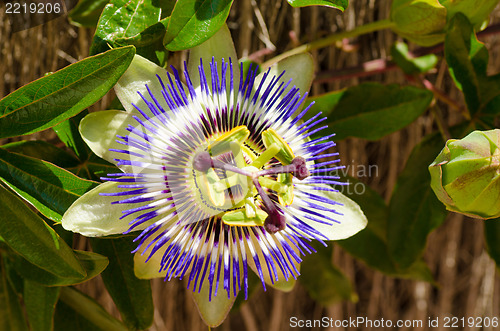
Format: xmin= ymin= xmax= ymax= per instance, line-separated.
xmin=114 ymin=18 xmax=170 ymax=66
xmin=305 ymin=90 xmax=343 ymax=117
xmin=0 ymin=46 xmax=135 ymax=139
xmin=91 ymin=237 xmax=153 ymax=330
xmin=287 ymin=0 xmax=348 ymax=10
xmin=300 ymin=244 xmax=356 ymax=305
xmin=10 ymin=250 xmax=108 ymax=287
xmin=439 ymin=0 xmax=500 ymax=29
xmin=0 ymin=147 xmax=98 ymax=222
xmin=0 ymin=259 xmax=29 ymax=331
xmin=0 ymin=185 xmax=86 ymax=279
xmin=484 ymin=218 xmax=500 ymax=266
xmin=391 ymin=41 xmax=439 ymax=75
xmin=2 ymin=140 xmax=80 ymax=168
xmin=390 ymin=0 xmax=447 ymax=46
xmin=90 ymin=0 xmax=161 ymax=55
xmin=24 ymin=280 xmax=60 ymax=331
xmin=333 ymin=177 xmax=434 ymax=281
xmin=387 ymin=131 xmax=450 ymax=269
xmin=68 ymin=0 xmax=110 ymax=27
xmin=53 ymin=110 xmax=90 ymax=160
xmin=305 ymin=83 xmax=433 ymax=141
xmin=55 ymin=287 xmax=128 ymax=331
xmin=445 ymin=13 xmax=500 ymax=117
xmin=164 ymin=0 xmax=234 ymax=51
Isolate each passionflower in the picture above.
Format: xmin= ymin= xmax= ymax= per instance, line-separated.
xmin=61 ymin=27 xmax=367 ymax=326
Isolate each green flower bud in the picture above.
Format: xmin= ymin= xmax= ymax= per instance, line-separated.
xmin=429 ymin=129 xmax=500 ymax=219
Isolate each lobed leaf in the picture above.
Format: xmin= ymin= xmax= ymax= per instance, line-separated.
xmin=0 ymin=46 xmax=135 ymax=139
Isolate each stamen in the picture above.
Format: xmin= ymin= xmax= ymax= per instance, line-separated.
xmin=256 ymin=156 xmax=310 ymax=180
xmin=252 ymin=177 xmax=286 ymax=234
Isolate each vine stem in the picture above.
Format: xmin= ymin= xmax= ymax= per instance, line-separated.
xmin=261 ymin=19 xmax=396 ymax=69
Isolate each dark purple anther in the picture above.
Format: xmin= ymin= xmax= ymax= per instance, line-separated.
xmin=193 ymin=151 xmax=213 ymax=171
xmin=291 ymin=157 xmax=310 ymax=180
xmin=264 ymin=209 xmax=286 ymax=234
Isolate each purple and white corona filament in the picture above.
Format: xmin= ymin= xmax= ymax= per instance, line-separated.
xmin=62 ymin=53 xmax=366 ymax=305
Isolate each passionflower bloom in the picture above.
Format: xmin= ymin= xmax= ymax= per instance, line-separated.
xmin=62 ymin=27 xmax=366 ymax=326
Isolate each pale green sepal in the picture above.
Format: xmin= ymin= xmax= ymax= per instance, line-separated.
xmin=187 ymin=24 xmax=239 ymax=91
xmin=115 ymin=54 xmax=169 ymax=115
xmin=133 ymin=236 xmax=168 ymax=279
xmin=299 ymin=185 xmax=367 ymax=240
xmin=256 ymin=53 xmax=314 ymax=104
xmin=192 ymin=276 xmax=237 ymax=328
xmin=246 ymin=233 xmax=300 ymax=291
xmin=62 ymin=181 xmax=146 ymax=237
xmin=269 ymin=275 xmax=297 ymax=292
xmin=79 ymin=110 xmax=136 ymax=167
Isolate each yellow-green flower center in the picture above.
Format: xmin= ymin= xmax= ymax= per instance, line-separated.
xmin=190 ymin=125 xmax=299 ymax=229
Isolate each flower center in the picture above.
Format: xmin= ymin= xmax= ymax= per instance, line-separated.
xmin=191 ymin=126 xmax=310 ymax=233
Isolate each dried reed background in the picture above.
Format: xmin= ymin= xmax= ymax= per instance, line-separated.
xmin=1 ymin=1 xmax=500 ymax=330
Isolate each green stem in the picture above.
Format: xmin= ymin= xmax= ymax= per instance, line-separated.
xmin=262 ymin=19 xmax=396 ymax=68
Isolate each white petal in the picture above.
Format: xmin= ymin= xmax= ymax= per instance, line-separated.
xmin=187 ymin=24 xmax=239 ymax=90
xmin=115 ymin=54 xmax=170 ymax=115
xmin=294 ymin=184 xmax=367 ymax=240
xmin=79 ymin=110 xmax=136 ymax=166
xmin=62 ymin=181 xmax=144 ymax=237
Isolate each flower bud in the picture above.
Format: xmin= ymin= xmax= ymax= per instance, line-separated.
xmin=429 ymin=129 xmax=500 ymax=219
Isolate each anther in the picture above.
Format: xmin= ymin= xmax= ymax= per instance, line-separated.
xmin=252 ymin=177 xmax=286 ymax=234
xmin=264 ymin=209 xmax=286 ymax=234
xmin=193 ymin=151 xmax=213 ymax=172
xmin=291 ymin=157 xmax=310 ymax=180
xmin=256 ymin=156 xmax=310 ymax=180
